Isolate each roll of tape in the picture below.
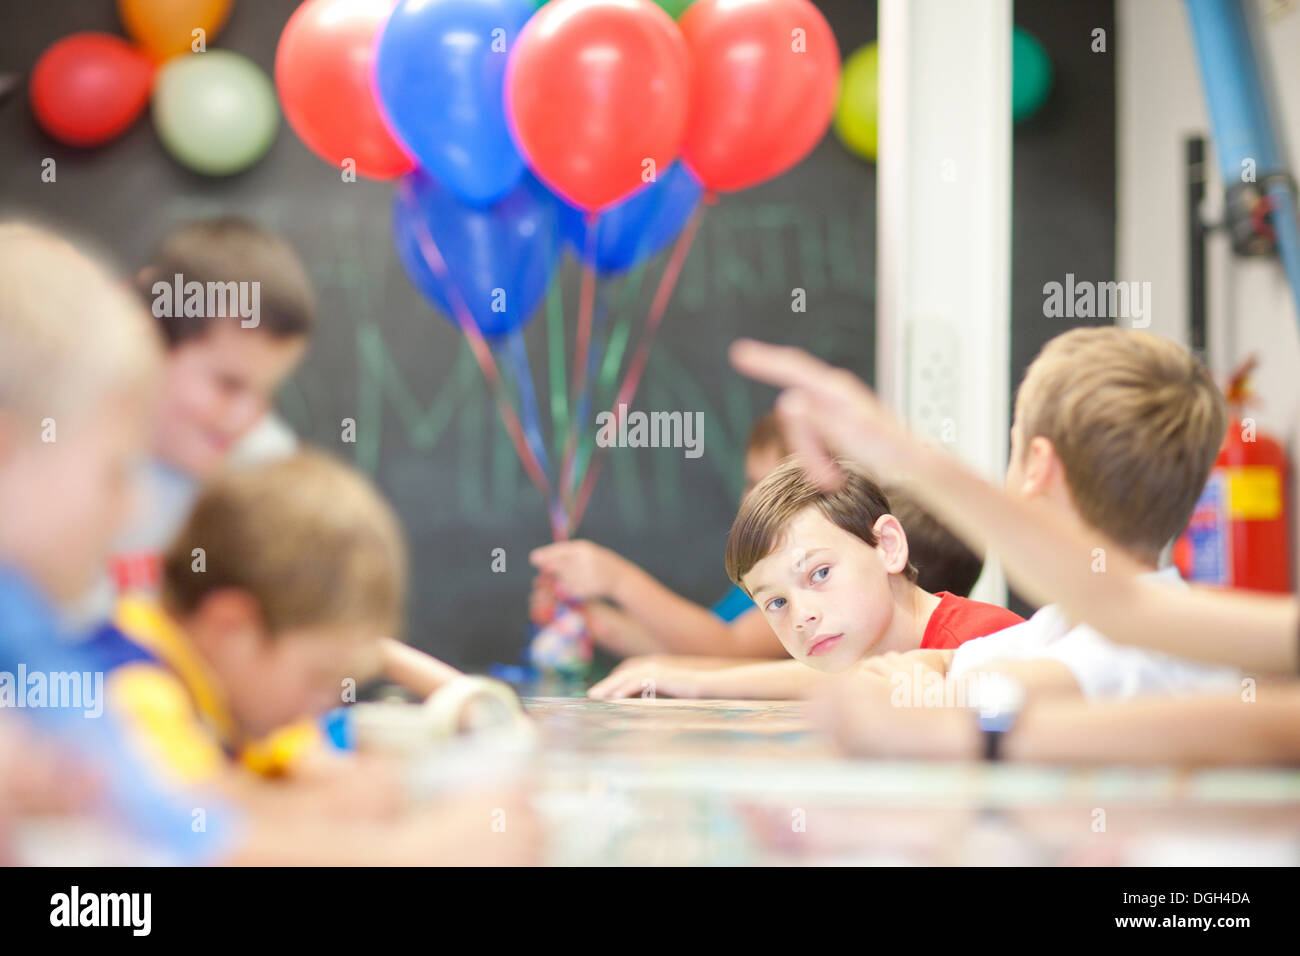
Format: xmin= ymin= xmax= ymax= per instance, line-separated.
xmin=350 ymin=701 xmax=436 ymax=755
xmin=424 ymin=676 xmax=524 ymax=738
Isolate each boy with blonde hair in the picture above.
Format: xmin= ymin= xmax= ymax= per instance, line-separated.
xmin=867 ymin=326 xmax=1236 ymax=701
xmin=0 ymin=221 xmax=237 ymax=862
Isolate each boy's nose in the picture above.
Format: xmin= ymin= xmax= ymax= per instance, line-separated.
xmin=791 ymin=601 xmax=820 ymax=631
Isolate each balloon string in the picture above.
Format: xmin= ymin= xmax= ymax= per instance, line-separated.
xmin=505 ymin=329 xmax=551 ymax=479
xmin=562 ymin=288 xmax=610 ymax=515
xmin=545 ymin=279 xmax=568 ymax=471
xmin=559 ymin=220 xmax=600 ymax=504
xmin=400 ymin=180 xmax=561 ymax=539
xmin=568 ymin=198 xmax=707 ymax=533
xmin=570 ymin=257 xmax=650 ymax=500
xmin=563 ymin=179 xmax=669 ymax=512
xmin=505 ymin=329 xmax=571 ymax=541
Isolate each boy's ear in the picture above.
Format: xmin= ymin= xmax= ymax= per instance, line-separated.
xmin=1018 ymin=435 xmax=1062 ymax=499
xmin=872 ymin=514 xmax=911 ymax=575
xmin=191 ymin=589 xmax=268 ymax=646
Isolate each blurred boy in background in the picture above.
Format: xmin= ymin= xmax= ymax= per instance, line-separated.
xmin=88 ymin=450 xmax=538 ymax=864
xmin=1 ymin=222 xmax=535 ymax=863
xmin=86 ymin=217 xmax=460 ymax=700
xmin=99 ymin=217 xmax=315 ymax=605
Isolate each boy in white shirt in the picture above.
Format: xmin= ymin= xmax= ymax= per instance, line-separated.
xmin=854 ymin=327 xmax=1238 ymax=701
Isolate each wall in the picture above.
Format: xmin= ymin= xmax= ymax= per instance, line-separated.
xmin=1118 ymin=0 xmax=1300 ymax=583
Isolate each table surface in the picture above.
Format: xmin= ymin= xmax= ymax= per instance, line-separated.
xmin=514 ymin=696 xmax=1300 ymax=866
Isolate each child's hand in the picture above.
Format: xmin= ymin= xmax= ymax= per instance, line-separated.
xmin=810 ymin=675 xmax=978 ymax=760
xmin=587 ymin=656 xmax=709 ymax=700
xmin=529 ymin=573 xmax=559 ymax=625
xmin=529 ymin=539 xmax=629 ymax=602
xmin=728 ymin=339 xmax=923 ymax=488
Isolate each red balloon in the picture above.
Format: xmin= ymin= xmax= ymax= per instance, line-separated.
xmin=275 ymin=0 xmax=415 ymax=181
xmin=30 ymin=33 xmax=154 ymax=147
xmin=506 ymin=0 xmax=690 ymax=212
xmin=680 ymin=0 xmax=840 ymax=192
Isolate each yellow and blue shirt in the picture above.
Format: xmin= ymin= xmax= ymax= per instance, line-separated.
xmin=87 ymin=598 xmax=322 ymax=787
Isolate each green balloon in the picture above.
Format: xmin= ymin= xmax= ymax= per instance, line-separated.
xmin=153 ymin=51 xmax=279 ymax=177
xmin=653 ymin=0 xmax=695 ymax=16
xmin=834 ymin=42 xmax=878 ymax=162
xmin=534 ymin=0 xmax=694 ymax=15
xmin=1012 ymin=27 xmax=1052 ymax=123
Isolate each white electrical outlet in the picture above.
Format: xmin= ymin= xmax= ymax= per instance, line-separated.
xmin=904 ymin=318 xmax=962 ymax=448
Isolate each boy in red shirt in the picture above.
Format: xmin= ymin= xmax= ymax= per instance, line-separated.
xmin=588 ymin=459 xmax=1021 ymax=698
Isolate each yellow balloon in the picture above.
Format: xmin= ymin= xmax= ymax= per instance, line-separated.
xmin=118 ymin=0 xmax=234 ymax=62
xmin=834 ymin=43 xmax=878 ymax=163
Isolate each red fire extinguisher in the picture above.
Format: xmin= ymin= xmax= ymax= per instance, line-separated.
xmin=1174 ymin=358 xmax=1292 ymax=592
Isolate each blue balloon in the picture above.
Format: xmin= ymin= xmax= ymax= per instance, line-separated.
xmin=375 ymin=0 xmax=534 ymax=206
xmin=561 ymin=162 xmax=704 ymax=274
xmin=393 ymin=168 xmax=562 ymax=339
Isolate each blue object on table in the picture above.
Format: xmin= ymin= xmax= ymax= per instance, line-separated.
xmin=320 ymin=707 xmax=352 ymax=751
xmin=710 ymin=584 xmax=755 ymax=623
xmin=489 ymin=662 xmax=538 ymax=686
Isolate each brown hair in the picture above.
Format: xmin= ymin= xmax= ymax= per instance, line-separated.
xmin=725 ymin=457 xmax=918 ymax=591
xmin=884 ymin=485 xmax=983 ymax=597
xmin=136 ymin=217 xmax=316 ymax=347
xmin=745 ymin=411 xmax=791 ymax=458
xmin=1014 ymin=327 xmax=1227 ymax=560
xmin=163 ymin=450 xmax=407 ymax=640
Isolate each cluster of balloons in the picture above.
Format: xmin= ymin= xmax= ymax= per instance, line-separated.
xmin=275 ymin=0 xmax=841 ymax=339
xmin=833 ymin=27 xmax=1054 ymax=165
xmin=29 ymin=0 xmax=281 ymax=176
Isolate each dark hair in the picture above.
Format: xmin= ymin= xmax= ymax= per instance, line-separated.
xmin=725 ymin=457 xmax=918 ymax=590
xmin=884 ymin=485 xmax=984 ymax=597
xmin=135 ymin=217 xmax=316 ymax=347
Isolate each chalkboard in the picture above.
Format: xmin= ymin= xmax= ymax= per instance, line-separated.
xmin=0 ymin=0 xmax=1113 ymax=667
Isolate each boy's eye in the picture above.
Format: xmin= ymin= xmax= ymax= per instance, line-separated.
xmin=811 ymin=566 xmax=829 ymax=583
xmin=764 ymin=597 xmax=786 ymax=613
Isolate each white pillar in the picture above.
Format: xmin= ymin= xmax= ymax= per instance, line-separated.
xmin=877 ymin=0 xmax=1013 ymax=605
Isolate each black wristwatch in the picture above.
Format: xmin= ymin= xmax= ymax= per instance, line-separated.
xmin=968 ymin=674 xmax=1026 ymax=762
